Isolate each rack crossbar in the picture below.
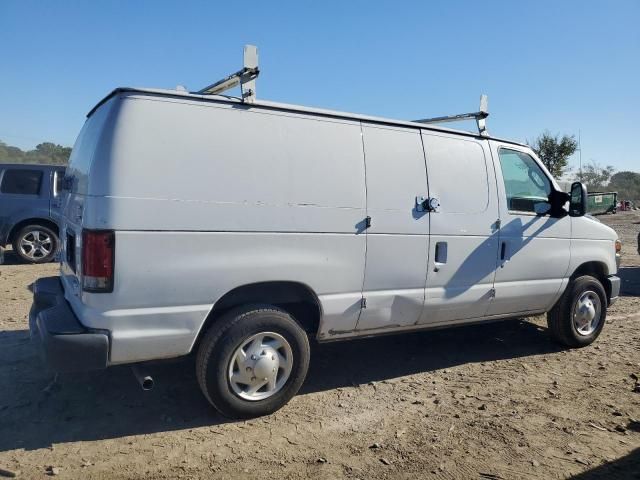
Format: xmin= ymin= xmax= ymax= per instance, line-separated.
xmin=197 ymin=45 xmax=259 ymax=103
xmin=414 ymin=94 xmax=489 ymax=136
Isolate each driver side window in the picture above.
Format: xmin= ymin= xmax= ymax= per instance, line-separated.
xmin=498 ymin=149 xmax=551 ymax=213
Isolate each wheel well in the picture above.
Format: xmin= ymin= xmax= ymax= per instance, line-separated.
xmin=570 ymin=261 xmax=610 ymax=298
xmin=8 ymin=218 xmax=59 ymax=244
xmin=194 ymin=281 xmax=322 ymax=350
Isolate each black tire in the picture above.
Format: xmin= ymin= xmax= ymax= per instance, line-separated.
xmin=196 ymin=305 xmax=310 ymax=419
xmin=547 ymin=275 xmax=607 ymax=348
xmin=12 ymin=224 xmax=58 ymax=264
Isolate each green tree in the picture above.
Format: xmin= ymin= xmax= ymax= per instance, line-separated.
xmin=608 ymin=171 xmax=640 ymax=203
xmin=0 ymin=139 xmax=70 ymax=165
xmin=529 ymin=131 xmax=578 ymax=178
xmin=579 ymin=161 xmax=615 ymax=191
xmin=29 ymin=142 xmax=72 ymax=164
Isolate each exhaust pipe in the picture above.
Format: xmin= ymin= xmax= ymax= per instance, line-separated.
xmin=132 ymin=365 xmax=154 ymax=391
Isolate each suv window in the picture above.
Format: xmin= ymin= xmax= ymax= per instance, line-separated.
xmin=0 ymin=169 xmax=43 ymax=195
xmin=498 ymin=149 xmax=551 ymax=213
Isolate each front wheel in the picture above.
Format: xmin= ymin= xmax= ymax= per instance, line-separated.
xmin=196 ymin=305 xmax=310 ymax=419
xmin=12 ymin=224 xmax=58 ymax=264
xmin=547 ymin=275 xmax=607 ymax=347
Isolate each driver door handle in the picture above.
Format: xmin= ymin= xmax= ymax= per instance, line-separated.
xmin=500 ymin=241 xmax=509 ymax=267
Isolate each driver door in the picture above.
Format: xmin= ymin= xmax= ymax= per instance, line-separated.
xmin=487 ymin=142 xmax=570 ymax=316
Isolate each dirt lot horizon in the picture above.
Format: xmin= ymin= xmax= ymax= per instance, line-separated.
xmin=0 ymin=212 xmax=639 ymax=479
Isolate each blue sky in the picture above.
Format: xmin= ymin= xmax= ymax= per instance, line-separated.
xmin=1 ymin=1 xmax=638 ymax=173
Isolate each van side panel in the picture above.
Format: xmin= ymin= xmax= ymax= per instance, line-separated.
xmin=418 ymin=133 xmax=501 ymax=324
xmin=70 ymin=231 xmax=363 ymax=362
xmin=353 ymin=125 xmax=429 ymax=333
xmin=87 ymin=96 xmax=365 ymax=232
xmin=76 ymin=95 xmax=367 ymax=364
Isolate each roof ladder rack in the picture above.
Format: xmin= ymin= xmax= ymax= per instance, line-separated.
xmin=197 ymin=45 xmax=259 ymax=103
xmin=414 ymin=94 xmax=489 ymax=137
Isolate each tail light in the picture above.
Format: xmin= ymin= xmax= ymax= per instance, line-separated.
xmin=82 ymin=230 xmax=115 ymax=293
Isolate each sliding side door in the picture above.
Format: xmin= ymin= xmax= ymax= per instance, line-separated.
xmin=355 ymin=124 xmax=430 ymax=331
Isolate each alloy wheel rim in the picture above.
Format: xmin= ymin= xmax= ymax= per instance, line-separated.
xmin=573 ymin=290 xmax=602 ymax=336
xmin=19 ymin=230 xmax=52 ymax=260
xmin=228 ymin=331 xmax=293 ymax=401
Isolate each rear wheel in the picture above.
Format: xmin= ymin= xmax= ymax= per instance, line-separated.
xmin=196 ymin=305 xmax=310 ymax=419
xmin=12 ymin=224 xmax=58 ymax=264
xmin=547 ymin=275 xmax=607 ymax=347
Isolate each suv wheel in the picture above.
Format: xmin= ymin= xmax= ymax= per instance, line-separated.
xmin=547 ymin=275 xmax=607 ymax=347
xmin=196 ymin=305 xmax=310 ymax=419
xmin=12 ymin=224 xmax=58 ymax=264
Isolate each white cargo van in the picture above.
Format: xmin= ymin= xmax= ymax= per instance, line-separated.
xmin=30 ymin=47 xmax=621 ymax=418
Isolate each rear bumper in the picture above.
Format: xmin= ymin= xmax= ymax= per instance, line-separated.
xmin=29 ymin=276 xmax=109 ymax=373
xmin=607 ymin=274 xmax=621 ymax=306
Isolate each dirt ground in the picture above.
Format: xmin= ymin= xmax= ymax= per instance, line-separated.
xmin=0 ymin=213 xmax=639 ymax=480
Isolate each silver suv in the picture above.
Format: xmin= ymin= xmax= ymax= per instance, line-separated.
xmin=0 ymin=164 xmax=65 ymax=263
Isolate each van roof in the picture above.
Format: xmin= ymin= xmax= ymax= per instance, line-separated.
xmin=89 ymin=87 xmax=528 ymax=148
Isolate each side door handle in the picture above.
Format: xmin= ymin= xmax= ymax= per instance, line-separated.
xmin=434 ymin=241 xmax=447 ymax=271
xmin=500 ymin=241 xmax=509 ymax=267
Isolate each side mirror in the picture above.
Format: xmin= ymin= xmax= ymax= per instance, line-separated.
xmin=569 ymin=182 xmax=587 ymax=217
xmin=547 ymin=189 xmax=570 ymax=218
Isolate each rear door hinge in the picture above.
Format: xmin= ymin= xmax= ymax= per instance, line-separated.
xmin=361 ymin=297 xmax=367 ymax=309
xmin=489 ymin=287 xmax=496 ymax=298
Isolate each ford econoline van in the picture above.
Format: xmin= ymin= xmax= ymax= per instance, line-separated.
xmin=29 ymin=52 xmax=621 ymax=418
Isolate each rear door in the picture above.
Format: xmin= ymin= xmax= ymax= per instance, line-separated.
xmin=487 ymin=142 xmax=570 ymax=315
xmin=59 ymin=96 xmax=117 ymax=297
xmin=417 ymin=132 xmax=501 ymax=325
xmin=355 ymin=124 xmax=430 ymax=331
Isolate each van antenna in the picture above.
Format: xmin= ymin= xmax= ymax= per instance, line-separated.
xmin=413 ymin=94 xmax=489 ymax=137
xmin=197 ymin=45 xmax=259 ymax=103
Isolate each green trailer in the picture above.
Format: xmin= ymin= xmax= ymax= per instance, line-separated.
xmin=587 ymin=191 xmax=617 ymax=215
